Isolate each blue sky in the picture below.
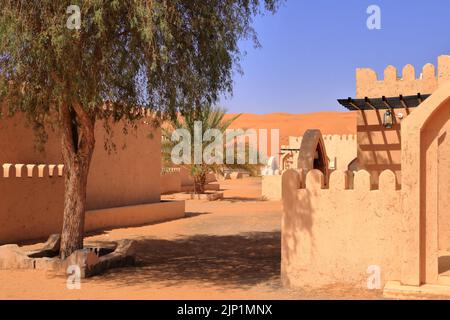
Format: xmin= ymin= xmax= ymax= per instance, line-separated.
xmin=220 ymin=0 xmax=450 ymax=114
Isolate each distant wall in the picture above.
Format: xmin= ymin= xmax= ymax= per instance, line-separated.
xmin=179 ymin=167 xmax=194 ymax=187
xmin=322 ymin=134 xmax=357 ymax=171
xmin=356 ymin=55 xmax=450 ymax=98
xmin=282 ymin=134 xmax=357 ymax=172
xmin=281 ymin=169 xmax=402 ymax=288
xmin=179 ymin=167 xmax=217 ymax=187
xmin=161 ymin=172 xmax=182 ymax=194
xmin=161 ymin=167 xmax=218 ymax=194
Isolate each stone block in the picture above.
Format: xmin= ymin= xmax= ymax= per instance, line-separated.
xmin=0 ymin=244 xmax=35 ymax=269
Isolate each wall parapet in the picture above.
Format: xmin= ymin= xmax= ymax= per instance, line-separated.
xmin=322 ymin=134 xmax=356 ymax=141
xmin=283 ymin=169 xmax=400 ymax=192
xmin=281 ymin=168 xmax=403 ymax=288
xmin=2 ymin=163 xmax=64 ymax=178
xmin=289 ymin=134 xmax=357 ymax=144
xmin=358 ymin=63 xmax=436 ymax=83
xmin=356 ymin=55 xmax=450 ymax=98
xmin=161 ymin=167 xmax=181 ymax=175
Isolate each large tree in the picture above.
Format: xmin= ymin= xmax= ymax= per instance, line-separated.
xmin=0 ymin=0 xmax=280 ymax=258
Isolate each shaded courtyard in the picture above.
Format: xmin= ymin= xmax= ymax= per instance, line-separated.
xmin=0 ymin=178 xmax=382 ymax=300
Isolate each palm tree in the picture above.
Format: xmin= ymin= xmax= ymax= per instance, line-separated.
xmin=162 ymin=105 xmax=257 ymax=194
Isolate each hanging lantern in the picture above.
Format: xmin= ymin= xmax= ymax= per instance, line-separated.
xmin=383 ymin=110 xmax=393 ymax=129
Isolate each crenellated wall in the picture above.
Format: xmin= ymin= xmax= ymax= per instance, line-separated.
xmin=281 ymin=169 xmax=402 ymax=288
xmin=322 ymin=134 xmax=357 ymax=141
xmin=0 ymin=163 xmax=65 ymax=244
xmin=354 ymin=56 xmax=450 ymax=186
xmin=0 ymin=111 xmax=167 ymax=244
xmin=1 ymin=163 xmax=185 ymax=244
xmin=356 ymin=55 xmax=450 ymax=98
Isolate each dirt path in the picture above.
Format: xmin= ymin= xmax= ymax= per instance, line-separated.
xmin=0 ymin=178 xmax=382 ymax=300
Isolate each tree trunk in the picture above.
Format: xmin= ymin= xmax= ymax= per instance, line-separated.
xmin=59 ymin=152 xmax=93 ymax=259
xmin=59 ymin=103 xmax=95 ymax=259
xmin=194 ymin=172 xmax=207 ymax=194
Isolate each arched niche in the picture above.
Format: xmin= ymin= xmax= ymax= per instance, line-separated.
xmin=347 ymin=157 xmax=359 ymax=172
xmin=297 ymin=129 xmax=329 ymax=184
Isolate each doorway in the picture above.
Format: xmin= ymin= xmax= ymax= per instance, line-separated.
xmin=437 ymin=127 xmax=450 ymax=281
xmin=420 ymin=106 xmax=450 ymax=284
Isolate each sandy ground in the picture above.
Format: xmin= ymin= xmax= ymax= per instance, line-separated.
xmin=0 ymin=178 xmax=382 ymax=300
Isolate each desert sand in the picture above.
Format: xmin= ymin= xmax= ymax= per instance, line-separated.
xmin=225 ymin=112 xmax=357 ymax=145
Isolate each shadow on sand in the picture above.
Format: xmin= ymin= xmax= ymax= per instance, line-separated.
xmin=90 ymin=231 xmax=280 ymax=289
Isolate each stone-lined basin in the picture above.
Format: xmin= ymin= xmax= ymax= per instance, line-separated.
xmin=0 ymin=234 xmax=136 ymax=278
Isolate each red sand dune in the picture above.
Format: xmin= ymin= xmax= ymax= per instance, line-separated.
xmin=225 ymin=111 xmax=357 ymax=145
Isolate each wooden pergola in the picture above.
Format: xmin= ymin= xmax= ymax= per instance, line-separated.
xmin=337 ymin=93 xmax=431 ymax=112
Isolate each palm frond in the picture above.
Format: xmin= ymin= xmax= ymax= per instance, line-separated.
xmin=161 ymin=104 xmax=258 ymax=192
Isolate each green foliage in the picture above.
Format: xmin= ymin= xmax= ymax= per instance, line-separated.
xmin=0 ymin=0 xmax=282 ymax=255
xmin=0 ymin=0 xmax=281 ymax=142
xmin=162 ymin=105 xmax=258 ymax=193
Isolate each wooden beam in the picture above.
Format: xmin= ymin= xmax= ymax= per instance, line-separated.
xmin=382 ymin=96 xmax=394 ymax=112
xmin=364 ymin=97 xmax=377 ymax=110
xmin=417 ymin=93 xmax=423 ymax=104
xmin=348 ymin=97 xmax=362 ymax=111
xmin=399 ymin=95 xmax=410 ymax=113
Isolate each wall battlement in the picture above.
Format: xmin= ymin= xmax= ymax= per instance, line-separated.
xmin=161 ymin=167 xmax=181 ymax=175
xmin=322 ymin=134 xmax=356 ymax=141
xmin=356 ymin=55 xmax=450 ymax=98
xmin=286 ymin=168 xmax=399 ymax=192
xmin=282 ymin=168 xmax=402 ymax=288
xmin=2 ymin=163 xmax=64 ymax=178
xmin=288 ymin=134 xmax=356 ymax=145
